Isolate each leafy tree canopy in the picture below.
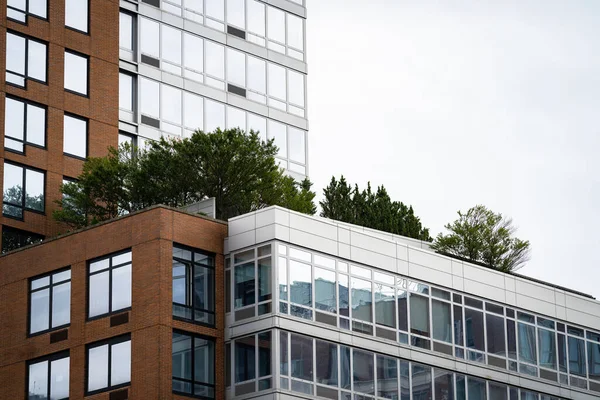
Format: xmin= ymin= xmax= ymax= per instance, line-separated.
xmin=430 ymin=205 xmax=531 ymax=272
xmin=54 ymin=128 xmax=316 ymax=228
xmin=319 ymin=176 xmax=432 ymax=241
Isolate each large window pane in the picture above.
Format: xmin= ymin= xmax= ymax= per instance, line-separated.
xmin=51 ymin=282 xmax=71 ymax=328
xmin=205 ymin=41 xmax=225 ymax=79
xmin=183 ymin=33 xmax=203 ymax=75
xmin=518 ymin=323 xmax=537 ymax=365
xmin=28 ymin=40 xmax=47 ymax=82
xmin=288 ymin=70 xmax=304 ymax=106
xmin=112 ymin=264 xmax=132 ymax=312
xmin=588 ymin=340 xmax=600 ymax=381
xmin=28 ymin=360 xmax=48 ymax=399
xmin=161 ymin=85 xmax=182 ymax=125
xmin=27 ymin=103 xmax=45 ymax=146
xmin=351 ymin=277 xmax=372 ymax=322
xmin=377 ymin=355 xmax=398 ymax=399
xmin=184 ymin=92 xmax=203 ymax=131
xmin=412 ymin=363 xmax=432 ymax=399
xmin=5 ymin=97 xmax=24 ymax=149
xmin=140 ymin=17 xmax=160 ymax=57
xmin=88 ymin=345 xmax=109 ymax=392
xmin=63 ymin=114 xmax=87 ymax=158
xmin=432 ymin=299 xmax=451 ymax=342
xmin=247 ymin=0 xmax=265 ymax=36
xmin=466 ymin=308 xmax=485 ymax=351
xmin=119 ymin=12 xmax=133 ymax=51
xmin=290 ymin=334 xmax=313 ymax=381
xmin=30 ymin=289 xmax=49 ymax=333
xmin=397 ymin=289 xmax=408 ymax=332
xmin=486 ymin=313 xmax=506 ymax=356
xmin=434 ymin=369 xmax=454 ymax=400
xmin=267 ymin=63 xmax=286 ymax=100
xmin=50 ymin=356 xmax=70 ymax=399
xmin=227 ymin=0 xmax=245 ymax=28
xmin=288 ymin=127 xmax=305 ymax=164
xmin=235 ymin=336 xmax=255 ymax=382
xmin=205 ymin=100 xmax=225 ymax=132
xmin=314 ymin=267 xmax=336 ymax=313
xmin=227 ymin=106 xmax=246 ymax=131
xmin=287 ymin=14 xmax=303 ymax=50
xmin=468 ymin=377 xmax=487 ymax=400
xmin=6 ymin=33 xmax=26 ymax=77
xmin=65 ymin=0 xmax=88 ymax=32
xmin=247 ymin=56 xmax=266 ymax=93
xmin=89 ymin=271 xmax=109 ymax=317
xmin=316 ymin=340 xmax=337 ymax=386
xmin=119 ymin=72 xmax=133 ymax=112
xmin=24 ymin=169 xmax=43 ymax=212
xmin=162 ymin=25 xmax=182 ymax=65
xmin=173 ymin=332 xmax=192 ymax=381
xmin=64 ymin=51 xmax=88 ymax=95
xmin=289 ymin=260 xmax=311 ymax=307
xmin=234 ymin=262 xmax=254 ymax=308
xmin=111 ymin=340 xmax=131 ymax=386
xmin=375 ymin=284 xmax=395 ymax=328
xmin=410 ymin=294 xmax=429 ymax=336
xmin=267 ymin=120 xmax=286 ymax=158
xmin=140 ymin=78 xmax=160 ymax=118
xmin=267 ymin=7 xmax=284 ymax=43
xmin=353 ymin=350 xmax=374 ymax=395
xmin=206 ymin=0 xmax=224 ymax=21
xmin=538 ymin=328 xmax=556 ymax=369
xmin=568 ymin=336 xmax=586 ymax=376
xmin=258 ymin=257 xmax=271 ymax=302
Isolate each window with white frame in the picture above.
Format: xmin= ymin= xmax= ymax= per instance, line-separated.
xmin=4 ymin=96 xmax=46 ymax=153
xmin=6 ymin=31 xmax=47 ymax=87
xmin=63 ymin=114 xmax=87 ymax=159
xmin=64 ymin=50 xmax=88 ymax=95
xmin=65 ymin=0 xmax=89 ymax=33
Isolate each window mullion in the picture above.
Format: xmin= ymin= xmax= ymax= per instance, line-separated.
xmin=48 ymin=279 xmax=53 ymax=329
xmin=108 ymin=262 xmax=113 ymax=314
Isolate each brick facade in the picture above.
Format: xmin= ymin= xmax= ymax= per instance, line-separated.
xmin=0 ymin=206 xmax=228 ymax=399
xmin=0 ymin=0 xmax=120 ymax=240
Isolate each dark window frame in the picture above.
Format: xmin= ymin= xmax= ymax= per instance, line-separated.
xmin=7 ymin=0 xmax=49 ymax=25
xmin=26 ymin=350 xmax=70 ymax=400
xmin=172 ymin=329 xmax=216 ymax=399
xmin=63 ymin=48 xmax=90 ymax=97
xmin=63 ymin=112 xmax=89 ymax=160
xmin=4 ymin=95 xmax=48 ymax=155
xmin=1 ymin=225 xmax=44 ymax=254
xmin=28 ymin=266 xmax=71 ymax=336
xmin=64 ymin=0 xmax=91 ymax=35
xmin=172 ymin=244 xmax=216 ymax=328
xmin=5 ymin=30 xmax=49 ymax=89
xmin=2 ymin=160 xmax=46 ymax=220
xmin=85 ymin=334 xmax=131 ymax=396
xmin=87 ymin=249 xmax=132 ymax=321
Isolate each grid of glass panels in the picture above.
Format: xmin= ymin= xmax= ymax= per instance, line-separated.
xmin=227 ymin=328 xmax=564 ymax=400
xmin=7 ymin=0 xmax=47 ymax=24
xmin=137 ymin=77 xmax=306 ymax=174
xmin=152 ymin=0 xmax=305 ymax=60
xmin=228 ymin=241 xmax=600 ymax=395
xmin=137 ymin=17 xmax=306 ymax=117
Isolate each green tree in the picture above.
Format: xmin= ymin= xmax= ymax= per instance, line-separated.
xmin=430 ymin=205 xmax=531 ymax=272
xmin=54 ymin=128 xmax=316 ymax=228
xmin=320 ymin=176 xmax=432 ymax=241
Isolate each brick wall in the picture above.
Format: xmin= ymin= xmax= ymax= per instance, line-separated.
xmin=0 ymin=0 xmax=120 ymax=239
xmin=0 ymin=206 xmax=228 ymax=399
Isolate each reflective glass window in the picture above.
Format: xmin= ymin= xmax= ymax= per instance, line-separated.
xmin=234 ymin=261 xmax=254 ymax=308
xmin=140 ymin=78 xmax=160 ymax=118
xmin=377 ymin=355 xmax=398 ymax=399
xmin=2 ymin=226 xmax=43 ymax=254
xmin=518 ymin=322 xmax=537 ymax=365
xmin=397 ymin=289 xmax=408 ymax=332
xmin=161 ymin=85 xmax=182 ymax=125
xmin=205 ymin=41 xmax=225 ymax=80
xmin=486 ymin=313 xmax=506 ymax=356
xmin=454 ymin=304 xmax=464 ymax=346
xmin=184 ymin=92 xmax=203 ymax=132
xmin=287 ymin=14 xmax=303 ymax=50
xmin=6 ymin=32 xmax=47 ymax=87
xmin=87 ymin=336 xmax=131 ymax=394
xmin=258 ymin=257 xmax=271 ymax=302
xmin=65 ymin=0 xmax=88 ymax=33
xmin=8 ymin=0 xmax=47 ymax=22
xmin=568 ymin=336 xmax=586 ymax=376
xmin=206 ymin=0 xmax=224 ymax=21
xmin=119 ymin=72 xmax=134 ymax=112
xmin=247 ymin=0 xmax=265 ymax=36
xmin=289 ymin=260 xmax=311 ymax=307
xmin=227 ymin=48 xmax=246 ymax=87
xmin=227 ymin=0 xmax=245 ymax=28
xmin=88 ymin=251 xmax=132 ymax=318
xmin=489 ymin=383 xmax=508 ymax=400
xmin=267 ymin=63 xmax=286 ymax=100
xmin=235 ymin=335 xmax=255 ymax=382
xmin=267 ymin=7 xmax=284 ymax=43
xmin=28 ymin=353 xmax=70 ymax=400
xmin=314 ymin=267 xmax=336 ymax=313
xmin=290 ymin=334 xmax=312 ymax=381
xmin=288 ymin=127 xmax=305 ymax=164
xmin=183 ymin=33 xmax=203 ymax=79
xmin=588 ymin=340 xmax=600 ymax=381
xmin=227 ymin=106 xmax=246 ymax=131
xmin=375 ymin=283 xmax=395 ymax=328
xmin=434 ymin=369 xmax=454 ymax=400
xmin=267 ymin=120 xmax=287 ymax=158
xmin=410 ymin=294 xmax=429 ymax=337
xmin=258 ymin=331 xmax=271 ymax=379
xmin=538 ymin=328 xmax=556 ymax=369
xmin=205 ymin=99 xmax=225 ymax=132
xmin=64 ymin=51 xmax=88 ymax=95
xmin=465 ymin=308 xmax=484 ymax=351
xmin=288 ymin=70 xmax=305 ymax=106
xmin=247 ymin=56 xmax=266 ymax=94
xmin=3 ymin=162 xmax=45 ymax=218
xmin=353 ymin=350 xmax=374 ymax=395
xmin=140 ymin=17 xmax=160 ymax=58
xmin=412 ymin=363 xmax=432 ymax=399
xmin=4 ymin=97 xmax=45 ymax=152
xmin=351 ymin=277 xmax=372 ymax=322
xmin=63 ymin=114 xmax=87 ymax=158
xmin=119 ymin=12 xmax=133 ymax=51
xmin=432 ymin=299 xmax=451 ymax=342
xmin=172 ymin=331 xmax=215 ymax=397
xmin=162 ymin=24 xmax=182 ymax=66
xmin=316 ymin=340 xmax=338 ymax=386
xmin=30 ymin=269 xmax=71 ymax=334
xmin=467 ymin=377 xmax=486 ymax=400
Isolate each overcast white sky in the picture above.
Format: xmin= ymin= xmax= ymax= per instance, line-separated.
xmin=306 ymin=0 xmax=600 ymax=298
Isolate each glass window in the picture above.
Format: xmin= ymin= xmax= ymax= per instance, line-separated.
xmin=489 ymin=383 xmax=508 ymax=400
xmin=287 ymin=14 xmax=303 ymax=50
xmin=538 ymin=328 xmax=556 ymax=369
xmin=258 ymin=257 xmax=271 ymax=302
xmin=288 ymin=127 xmax=305 ymax=164
xmin=412 ymin=363 xmax=432 ymax=399
xmin=246 ymin=0 xmax=265 ymax=36
xmin=119 ymin=12 xmax=133 ymax=51
xmin=227 ymin=0 xmax=245 ymax=28
xmin=63 ymin=114 xmax=87 ymax=158
xmin=247 ymin=56 xmax=266 ymax=94
xmin=119 ymin=72 xmax=134 ymax=112
xmin=486 ymin=313 xmax=506 ymax=356
xmin=7 ymin=0 xmax=47 ymax=22
xmin=288 ymin=70 xmax=305 ymax=107
xmin=140 ymin=77 xmax=160 ymax=118
xmin=64 ymin=50 xmax=88 ymax=95
xmin=88 ymin=250 xmax=132 ymax=319
xmin=3 ymin=162 xmax=45 ymax=218
xmin=432 ymin=299 xmax=451 ymax=343
xmin=234 ymin=261 xmax=254 ymax=308
xmin=375 ymin=283 xmax=395 ymax=328
xmin=227 ymin=106 xmax=246 ymax=131
xmin=267 ymin=63 xmax=286 ymax=100
xmin=140 ymin=17 xmax=159 ymax=58
xmin=397 ymin=289 xmax=408 ymax=332
xmin=316 ymin=340 xmax=337 ymax=386
xmin=377 ymin=355 xmax=397 ymax=399
xmin=467 ymin=377 xmax=486 ymax=400
xmin=30 ymin=269 xmax=71 ymax=334
xmin=314 ymin=267 xmax=336 ymax=313
xmin=291 ymin=334 xmax=313 ymax=381
xmin=172 ymin=245 xmax=215 ymax=325
xmin=465 ymin=308 xmax=484 ymax=351
xmin=588 ymin=340 xmax=600 ymax=381
xmin=161 ymin=85 xmax=182 ymax=125
xmin=248 ymin=114 xmax=267 ymax=141
xmin=2 ymin=226 xmax=43 ymax=253
xmin=205 ymin=41 xmax=225 ymax=80
xmin=518 ymin=322 xmax=537 ymax=365
xmin=568 ymin=336 xmax=586 ymax=376
xmin=258 ymin=331 xmax=271 ymax=378
xmin=205 ymin=99 xmax=225 ymax=132
xmin=6 ymin=32 xmax=47 ymax=87
xmin=351 ymin=277 xmax=372 ymax=323
xmin=184 ymin=92 xmax=203 ymax=132
xmin=172 ymin=331 xmax=215 ymax=398
xmin=87 ymin=335 xmax=131 ymax=394
xmin=235 ymin=335 xmax=255 ymax=382
xmin=266 ymin=7 xmax=284 ymax=43
xmin=183 ymin=33 xmax=203 ymax=79
xmin=5 ymin=97 xmax=45 ymax=152
xmin=267 ymin=120 xmax=286 ymax=158
xmin=453 ymin=304 xmax=464 ymax=346
xmin=289 ymin=260 xmax=311 ymax=307
xmin=353 ymin=350 xmax=374 ymax=395
xmin=227 ymin=48 xmax=246 ymax=87
xmin=28 ymin=352 xmax=70 ymax=400
xmin=434 ymin=369 xmax=454 ymax=400
xmin=65 ymin=0 xmax=88 ymax=33
xmin=161 ymin=24 xmax=182 ymax=66
xmin=206 ymin=0 xmax=224 ymax=21
xmin=410 ymin=294 xmax=429 ymax=337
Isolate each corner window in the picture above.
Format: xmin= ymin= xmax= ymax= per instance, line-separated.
xmin=2 ymin=162 xmax=45 ymax=219
xmin=6 ymin=31 xmax=47 ymax=87
xmin=4 ymin=96 xmax=46 ymax=153
xmin=64 ymin=50 xmax=89 ymax=96
xmin=172 ymin=331 xmax=215 ymax=398
xmin=65 ymin=0 xmax=89 ymax=33
xmin=86 ymin=335 xmax=131 ymax=395
xmin=1 ymin=226 xmax=43 ymax=253
xmin=30 ymin=269 xmax=71 ymax=335
xmin=28 ymin=352 xmax=70 ymax=400
xmin=7 ymin=0 xmax=47 ymax=23
xmin=63 ymin=114 xmax=87 ymax=159
xmin=172 ymin=246 xmax=215 ymax=326
xmin=88 ymin=250 xmax=132 ymax=319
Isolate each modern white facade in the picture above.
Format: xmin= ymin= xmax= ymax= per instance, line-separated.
xmin=224 ymin=206 xmax=600 ymax=400
xmin=118 ymin=0 xmax=309 ymax=179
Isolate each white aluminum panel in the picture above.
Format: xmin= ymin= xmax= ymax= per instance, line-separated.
xmin=515 ymin=294 xmax=556 ymax=318
xmin=161 ymin=71 xmax=184 ymax=88
xmin=408 ymin=248 xmax=452 ymax=274
xmin=452 ymin=275 xmax=464 ymax=291
xmin=515 ymin=279 xmax=555 ymax=304
xmin=227 ymin=230 xmax=256 ymax=252
xmin=289 ymin=212 xmax=337 ymax=239
xmin=350 ymin=230 xmax=396 ymax=258
xmin=556 ymin=305 xmax=567 ymax=320
xmin=229 ymin=214 xmax=256 ymax=236
xmin=350 ymin=246 xmax=396 ymax=272
xmin=408 ymin=263 xmax=453 ymax=287
xmin=504 ymin=276 xmax=516 ymax=292
xmin=451 ymin=260 xmax=463 ymax=277
xmin=289 ymin=228 xmax=337 ymax=256
xmin=161 ymin=9 xmax=184 ymax=28
xmin=565 ymin=308 xmax=600 ymax=330
xmin=505 ymin=291 xmax=516 ymax=306
xmin=396 ymin=243 xmax=408 ymax=261
xmin=338 ymin=227 xmax=350 ymax=244
xmin=396 ymin=259 xmax=408 ymax=275
xmin=338 ymin=243 xmax=350 ymax=259
xmin=554 ymin=290 xmax=566 ymax=306
xmin=463 ymin=279 xmax=505 ymax=303
xmin=463 ymin=264 xmax=505 ymax=290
